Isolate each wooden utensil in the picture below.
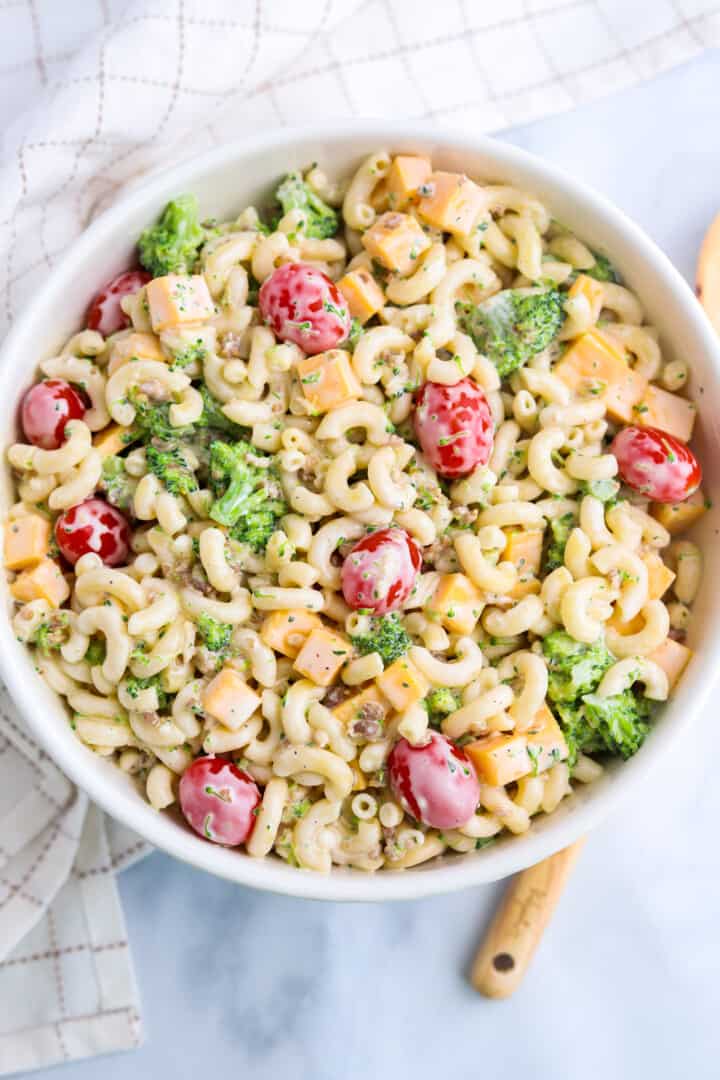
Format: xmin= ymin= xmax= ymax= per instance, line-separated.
xmin=470 ymin=839 xmax=586 ymax=999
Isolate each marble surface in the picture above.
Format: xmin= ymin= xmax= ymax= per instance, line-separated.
xmin=29 ymin=50 xmax=720 ymax=1080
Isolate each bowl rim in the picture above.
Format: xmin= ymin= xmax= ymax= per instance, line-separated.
xmin=2 ymin=119 xmax=719 ymax=902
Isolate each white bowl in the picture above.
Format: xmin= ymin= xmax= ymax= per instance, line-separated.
xmin=2 ymin=122 xmax=718 ymax=902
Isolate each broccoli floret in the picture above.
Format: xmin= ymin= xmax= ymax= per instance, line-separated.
xmin=581 ymin=691 xmax=652 ymax=759
xmin=128 ymin=392 xmax=195 ymax=444
xmin=100 ymin=456 xmax=136 ymax=510
xmin=30 ymin=612 xmax=69 ymax=654
xmin=543 ymin=631 xmax=614 ymax=706
xmin=146 ymin=444 xmax=198 ymax=496
xmin=84 ymin=638 xmax=107 ymax=666
xmin=585 ymin=252 xmax=620 ymax=284
xmin=350 ymin=614 xmax=411 ymax=666
xmin=456 ymin=288 xmax=565 ymax=378
xmin=195 ymin=384 xmax=246 ymax=439
xmin=543 ymin=511 xmax=576 ymax=574
xmin=197 ymin=613 xmax=233 ymax=655
xmin=577 ymin=478 xmax=619 ymax=504
xmin=274 ymin=172 xmax=339 ymax=239
xmin=138 ymin=194 xmax=207 ymax=277
xmin=208 ymin=439 xmax=286 ymax=551
xmin=124 ymin=674 xmax=168 ymax=709
xmin=425 ymin=687 xmax=462 ymax=726
xmin=168 ymin=339 xmax=207 ymax=371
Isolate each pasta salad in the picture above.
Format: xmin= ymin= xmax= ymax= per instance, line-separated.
xmin=3 ymin=151 xmax=706 ymax=873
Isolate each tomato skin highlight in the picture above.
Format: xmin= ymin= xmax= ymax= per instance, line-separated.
xmin=179 ymin=757 xmax=261 ymax=846
xmin=258 ymin=262 xmax=350 ymax=354
xmin=611 ymin=425 xmax=701 ymax=503
xmin=21 ymin=379 xmax=87 ymax=450
xmin=54 ymin=498 xmax=131 ymax=567
xmin=388 ymin=732 xmax=481 ymax=829
xmin=341 ymin=527 xmax=422 ymax=615
xmin=86 ymin=269 xmax=151 ymax=337
xmin=413 ymin=378 xmax=494 ymax=478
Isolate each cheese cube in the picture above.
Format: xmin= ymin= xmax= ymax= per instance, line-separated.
xmin=293 ymin=626 xmax=352 ymax=687
xmin=554 ymin=329 xmax=647 ymax=423
xmin=649 ymin=637 xmax=692 ymax=690
xmin=465 ymin=705 xmax=568 ymax=786
xmin=650 ymin=488 xmax=708 ymax=535
xmin=108 ymin=331 xmax=165 ymax=375
xmin=634 ymin=384 xmax=697 ymax=442
xmin=146 ymin=274 xmax=215 ymax=332
xmin=417 ymin=171 xmax=486 ymax=235
xmin=259 ymin=609 xmax=323 ymax=658
xmin=10 ymin=558 xmax=69 ymax=607
xmin=296 ymin=348 xmax=362 ymax=414
xmin=426 ymin=573 xmax=484 ymax=635
xmin=361 ymin=212 xmax=431 ymax=275
xmin=92 ymin=423 xmax=136 ymax=457
xmin=643 ymin=551 xmax=675 ymax=600
xmin=387 ymin=155 xmax=432 ymax=210
xmin=567 ymin=273 xmax=605 ymax=325
xmin=202 ymin=668 xmax=260 ymax=729
xmin=376 ymin=656 xmax=429 ymax=711
xmin=332 ymin=684 xmax=389 ymax=729
xmin=4 ymin=514 xmax=50 ymax=570
xmin=503 ymin=528 xmax=544 ymax=577
xmin=337 ymin=268 xmax=385 ymax=323
xmin=525 ymin=704 xmax=570 ymax=770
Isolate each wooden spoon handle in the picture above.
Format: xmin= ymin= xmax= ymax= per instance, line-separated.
xmin=470 ymin=839 xmax=586 ymax=999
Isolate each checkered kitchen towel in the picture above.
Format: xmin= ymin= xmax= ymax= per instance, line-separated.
xmin=1 ymin=0 xmax=719 ymax=1073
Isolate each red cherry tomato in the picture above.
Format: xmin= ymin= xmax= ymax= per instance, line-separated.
xmin=258 ymin=262 xmax=350 ymax=354
xmin=55 ymin=498 xmax=131 ymax=567
xmin=341 ymin=527 xmax=421 ymax=615
xmin=21 ymin=379 xmax=87 ymax=450
xmin=388 ymin=732 xmax=480 ymax=830
xmin=611 ymin=425 xmax=701 ymax=504
xmin=179 ymin=757 xmax=260 ymax=846
xmin=414 ymin=378 xmax=494 ymax=478
xmin=86 ymin=269 xmax=151 ymax=337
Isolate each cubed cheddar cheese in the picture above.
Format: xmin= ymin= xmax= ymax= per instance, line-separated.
xmin=146 ymin=274 xmax=215 ymax=332
xmin=202 ymin=668 xmax=260 ymax=730
xmin=92 ymin=423 xmax=136 ymax=458
xmin=650 ymin=488 xmax=708 ymax=535
xmin=634 ymin=384 xmax=697 ymax=442
xmin=503 ymin=529 xmax=544 ymax=577
xmin=567 ymin=273 xmax=605 ymax=324
xmin=337 ymin=268 xmax=385 ymax=323
xmin=4 ymin=514 xmax=50 ymax=570
xmin=376 ymin=656 xmax=429 ymax=712
xmin=259 ymin=609 xmax=323 ymax=659
xmin=425 ymin=573 xmax=484 ymax=635
xmin=417 ymin=171 xmax=486 ymax=235
xmin=361 ymin=212 xmax=431 ymax=275
xmin=649 ymin=637 xmax=692 ymax=690
xmin=643 ymin=551 xmax=676 ymax=600
xmin=10 ymin=558 xmax=69 ymax=607
xmin=293 ymin=626 xmax=352 ymax=687
xmin=465 ymin=704 xmax=568 ymax=786
xmin=332 ymin=684 xmax=389 ymax=729
xmin=387 ymin=155 xmax=432 ymax=210
xmin=553 ymin=329 xmax=647 ymax=423
xmin=296 ymin=348 xmax=362 ymax=413
xmin=107 ymin=331 xmax=165 ymax=375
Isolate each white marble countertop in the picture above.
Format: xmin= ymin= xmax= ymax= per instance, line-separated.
xmin=28 ymin=49 xmax=720 ymax=1080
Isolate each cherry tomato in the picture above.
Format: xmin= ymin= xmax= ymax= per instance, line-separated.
xmin=86 ymin=269 xmax=151 ymax=337
xmin=20 ymin=379 xmax=87 ymax=451
xmin=388 ymin=732 xmax=480 ymax=830
xmin=414 ymin=378 xmax=494 ymax=478
xmin=258 ymin=262 xmax=350 ymax=354
xmin=55 ymin=498 xmax=131 ymax=567
xmin=611 ymin=425 xmax=701 ymax=503
xmin=341 ymin=527 xmax=421 ymax=615
xmin=179 ymin=757 xmax=261 ymax=846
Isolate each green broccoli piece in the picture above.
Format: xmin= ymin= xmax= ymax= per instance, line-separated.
xmin=124 ymin=674 xmax=168 ymax=710
xmin=84 ymin=638 xmax=107 ymax=666
xmin=127 ymin=392 xmax=195 ymax=444
xmin=581 ymin=691 xmax=652 ymax=759
xmin=585 ymin=252 xmax=620 ymax=284
xmin=350 ymin=614 xmax=411 ymax=666
xmin=168 ymin=338 xmax=207 ymax=371
xmin=274 ymin=172 xmax=339 ymax=239
xmin=100 ymin=456 xmax=136 ymax=510
xmin=195 ymin=384 xmax=247 ymax=439
xmin=30 ymin=612 xmax=69 ymax=654
xmin=577 ymin=478 xmax=619 ymax=504
xmin=543 ymin=511 xmax=576 ymax=574
xmin=138 ymin=194 xmax=207 ymax=277
xmin=146 ymin=445 xmax=198 ymax=496
xmin=208 ymin=439 xmax=286 ymax=551
xmin=347 ymin=318 xmax=363 ymax=350
xmin=456 ymin=288 xmax=565 ymax=378
xmin=197 ymin=613 xmax=233 ymax=657
xmin=425 ymin=687 xmax=462 ymax=726
xmin=543 ymin=630 xmax=614 ymax=706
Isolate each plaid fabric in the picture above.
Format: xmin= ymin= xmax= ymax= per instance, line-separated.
xmin=0 ymin=0 xmax=718 ymax=1074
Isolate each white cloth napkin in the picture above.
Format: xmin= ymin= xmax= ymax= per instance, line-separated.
xmin=1 ymin=0 xmax=719 ymax=1074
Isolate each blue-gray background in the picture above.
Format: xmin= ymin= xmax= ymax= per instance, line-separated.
xmin=30 ymin=50 xmax=720 ymax=1080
